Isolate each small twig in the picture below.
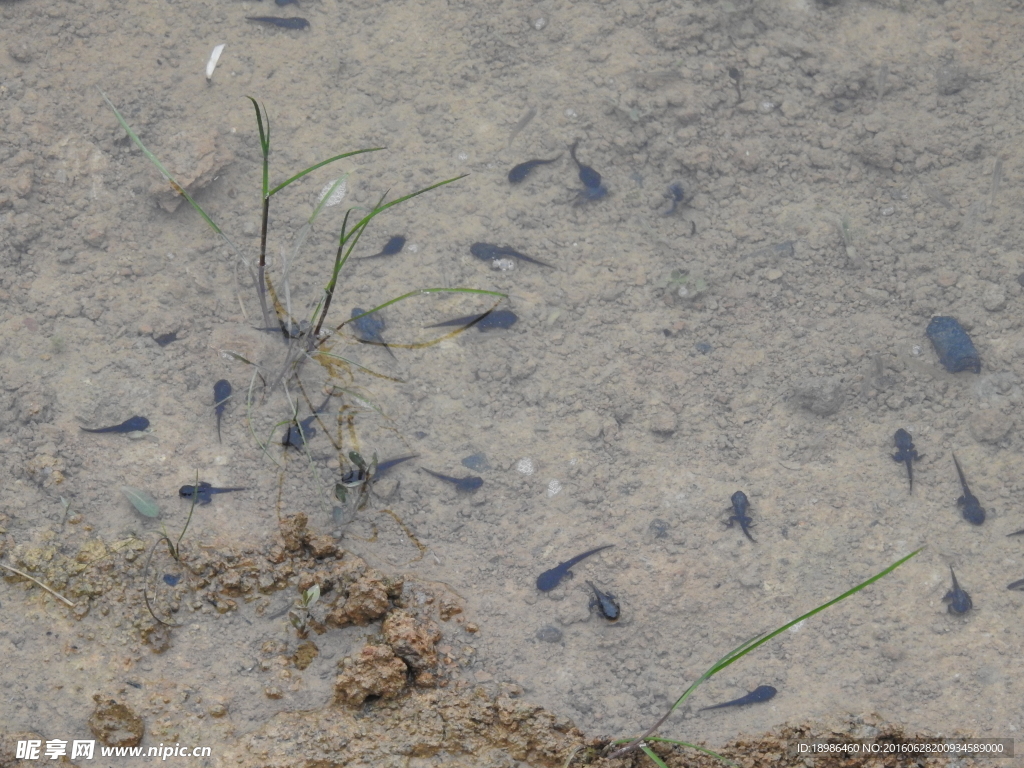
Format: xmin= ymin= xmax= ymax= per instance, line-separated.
xmin=142 ymin=538 xmax=182 ymax=628
xmin=0 ymin=561 xmax=76 ymax=607
xmin=257 ymin=195 xmax=272 ymax=327
xmin=561 ymin=746 xmax=583 ymax=768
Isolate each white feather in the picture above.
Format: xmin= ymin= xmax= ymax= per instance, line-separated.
xmin=206 ymin=44 xmax=226 ymax=81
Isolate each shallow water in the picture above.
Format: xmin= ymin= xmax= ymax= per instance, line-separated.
xmin=2 ymin=0 xmax=1023 ymax=759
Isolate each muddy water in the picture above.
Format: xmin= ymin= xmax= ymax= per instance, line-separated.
xmin=1 ymin=0 xmax=1023 ymax=760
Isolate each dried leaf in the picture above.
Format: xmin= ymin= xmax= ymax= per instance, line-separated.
xmin=121 ymin=486 xmax=160 ymax=518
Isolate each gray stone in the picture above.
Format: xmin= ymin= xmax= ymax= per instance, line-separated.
xmin=792 ymin=377 xmax=844 ymax=416
xmin=535 ymin=625 xmax=563 ymax=643
xmin=969 ymin=409 xmax=1013 ymax=444
xmin=649 ymin=408 xmax=678 ymax=437
xmin=982 ymin=283 xmax=1007 ymax=312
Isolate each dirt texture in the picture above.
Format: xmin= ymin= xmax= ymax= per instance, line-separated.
xmin=2 ymin=0 xmax=1024 ymax=762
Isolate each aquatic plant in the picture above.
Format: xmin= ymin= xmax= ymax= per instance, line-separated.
xmin=101 ymin=92 xmax=504 ymax=505
xmin=142 ymin=475 xmax=203 ymax=627
xmin=602 ymin=548 xmax=922 ymax=766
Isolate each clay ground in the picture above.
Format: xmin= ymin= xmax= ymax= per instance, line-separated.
xmin=1 ymin=0 xmax=1023 ymax=764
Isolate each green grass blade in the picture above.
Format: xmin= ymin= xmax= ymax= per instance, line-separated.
xmin=340 ymin=175 xmax=466 ymax=258
xmin=325 ymin=192 xmax=387 ymax=295
xmin=246 ymin=96 xmax=270 ymax=197
xmin=356 ymin=174 xmax=467 ymax=219
xmin=330 ymin=288 xmax=508 ymax=348
xmin=643 ymin=739 xmax=739 ymax=768
xmin=101 ymin=91 xmax=228 ymax=239
xmin=268 ymin=149 xmax=383 ymax=197
xmin=639 ymin=744 xmax=670 ymax=768
xmin=331 ymin=176 xmax=466 ymax=291
xmin=335 ymin=175 xmax=467 ymax=275
xmin=174 ymin=473 xmax=200 ymax=556
xmin=705 ymin=547 xmax=923 ymax=680
xmin=341 ymin=287 xmax=508 ymax=325
xmin=607 ymin=547 xmax=922 ymax=761
xmin=311 ymin=206 xmax=360 ymax=339
xmin=311 ymin=175 xmax=469 ymax=340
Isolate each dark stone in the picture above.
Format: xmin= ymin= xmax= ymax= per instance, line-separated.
xmin=648 ymin=519 xmax=669 ymax=539
xmin=461 ymin=452 xmax=489 ymax=471
xmin=926 ymin=316 xmax=981 ymax=373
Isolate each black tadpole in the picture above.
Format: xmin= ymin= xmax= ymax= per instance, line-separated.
xmin=351 ymin=307 xmax=396 ymax=358
xmin=568 ymin=140 xmax=608 ymax=203
xmin=426 ymin=309 xmax=518 ymax=332
xmin=81 ymin=415 xmax=150 ymax=434
xmin=179 ymin=482 xmax=246 ymax=505
xmin=536 ymin=545 xmax=613 ymax=592
xmin=943 ymin=566 xmax=973 ymax=614
xmin=700 ymin=685 xmax=776 ymax=711
xmin=508 ymin=156 xmax=561 ymax=184
xmin=361 ymin=235 xmax=406 ymax=259
xmin=246 ymin=15 xmax=309 ymax=29
xmin=420 ymin=467 xmax=483 ymax=492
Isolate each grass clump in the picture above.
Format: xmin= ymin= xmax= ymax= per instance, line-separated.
xmin=102 ymin=92 xmax=504 ymax=510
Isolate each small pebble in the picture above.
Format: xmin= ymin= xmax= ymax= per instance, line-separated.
xmin=982 ymin=283 xmax=1007 ymax=312
xmin=936 ymin=62 xmax=969 ymax=95
xmin=461 ymin=453 xmax=489 ymax=471
xmin=969 ymin=409 xmax=1013 ymax=444
xmin=535 ymin=625 xmax=562 ymax=643
xmin=792 ymin=376 xmax=845 ymax=416
xmin=650 ymin=409 xmax=678 ymax=436
xmin=516 ymin=457 xmax=535 ymax=475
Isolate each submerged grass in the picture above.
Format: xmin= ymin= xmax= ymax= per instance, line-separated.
xmin=103 ymin=91 xmax=503 ymax=365
xmin=103 ymin=92 xmax=505 ymax=511
xmin=98 ymin=94 xmax=927 ymax=764
xmin=142 ymin=474 xmax=203 ymax=627
xmin=0 ymin=561 xmax=76 ymax=608
xmin=603 ymin=548 xmax=923 ymax=765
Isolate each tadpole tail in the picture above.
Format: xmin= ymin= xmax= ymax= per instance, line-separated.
xmin=951 ymin=452 xmax=968 ymax=491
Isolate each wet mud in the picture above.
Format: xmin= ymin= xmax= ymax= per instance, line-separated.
xmin=2 ymin=0 xmax=1024 ymax=763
